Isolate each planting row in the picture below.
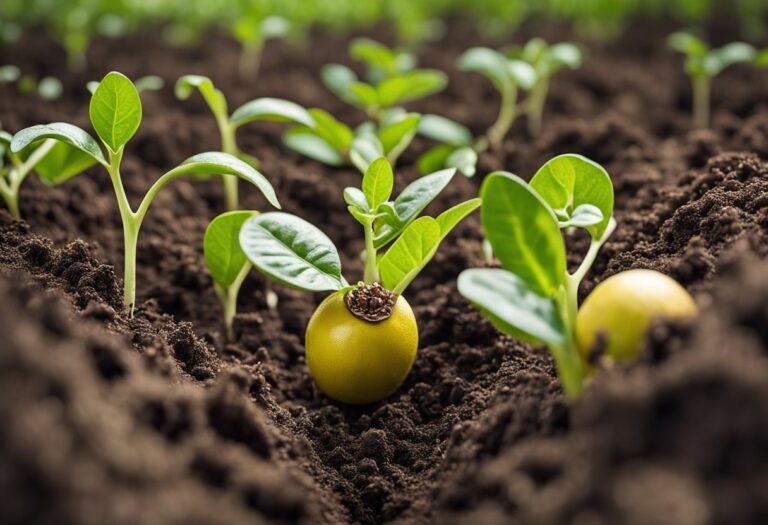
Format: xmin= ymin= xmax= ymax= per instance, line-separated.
xmin=3 ymin=37 xmax=717 ymax=402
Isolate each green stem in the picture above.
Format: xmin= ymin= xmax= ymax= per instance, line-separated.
xmin=692 ymin=75 xmax=711 ymax=129
xmin=0 ymin=180 xmax=19 ymax=219
xmin=363 ymin=221 xmax=378 ymax=284
xmin=1 ymin=139 xmax=56 ymax=219
xmin=526 ymin=79 xmax=549 ymax=137
xmin=487 ymin=83 xmax=518 ymax=150
xmin=217 ymin=115 xmax=240 ymax=211
xmin=218 ymin=261 xmax=252 ymax=341
xmin=238 ymin=40 xmax=264 ymax=80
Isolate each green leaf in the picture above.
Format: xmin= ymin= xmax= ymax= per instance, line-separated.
xmin=548 ymin=43 xmax=582 ymax=71
xmin=11 ymin=123 xmax=106 ymax=166
xmin=260 ymin=16 xmax=290 ymax=39
xmin=348 ymin=82 xmax=380 ymax=110
xmin=756 ymin=49 xmax=768 ymax=67
xmin=457 ymin=268 xmax=566 ymax=345
xmin=378 ymin=113 xmax=420 ymax=161
xmin=457 ymin=47 xmax=511 ymax=90
xmin=416 ymin=144 xmax=454 ymax=175
xmin=204 ymin=210 xmax=256 ymax=288
xmin=376 ymin=70 xmax=447 ymax=107
xmin=381 ymin=198 xmax=480 ymax=294
xmin=446 ymin=146 xmax=477 ymax=177
xmin=239 ymin=212 xmax=346 ymax=292
xmin=134 ymin=75 xmax=164 ymax=93
xmin=89 ymin=71 xmax=142 ymax=152
xmin=343 ymin=187 xmax=369 ymax=211
xmin=0 ymin=65 xmax=20 ymax=83
xmin=309 ymin=108 xmax=354 ymax=152
xmin=37 ymin=77 xmax=62 ymax=101
xmin=373 ymin=167 xmax=455 ymax=248
xmin=174 ymin=74 xmax=228 ymax=116
xmin=284 ymin=127 xmax=346 ymax=166
xmin=481 ymin=172 xmax=566 ymax=297
xmin=508 ymin=60 xmax=537 ymax=90
xmin=178 ymin=152 xmax=280 ymax=209
xmin=35 ymin=141 xmax=98 ymax=186
xmin=350 ymin=38 xmax=398 ymax=74
xmin=350 ymin=133 xmax=385 ymax=173
xmin=417 ymin=114 xmax=473 ymax=147
xmin=529 ymin=153 xmax=614 ymax=238
xmin=380 ymin=217 xmax=441 ymax=292
xmin=706 ymin=42 xmax=756 ymax=75
xmin=362 ymin=157 xmax=393 ymax=210
xmin=668 ymin=32 xmax=709 ymax=56
xmin=231 ymin=98 xmax=315 ymax=128
xmin=559 ymin=204 xmax=603 ymax=228
xmin=321 ymin=64 xmax=358 ymax=102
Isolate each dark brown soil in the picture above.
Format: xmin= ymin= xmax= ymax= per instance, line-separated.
xmin=1 ymin=19 xmax=767 ymax=525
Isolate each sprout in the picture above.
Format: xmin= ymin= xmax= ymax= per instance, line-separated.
xmin=11 ymin=72 xmax=280 ymax=314
xmin=458 ymin=154 xmax=615 ymax=397
xmin=668 ymin=31 xmax=756 ymax=128
xmin=457 ymin=47 xmax=536 ymax=150
xmin=176 ymin=74 xmax=313 ymax=210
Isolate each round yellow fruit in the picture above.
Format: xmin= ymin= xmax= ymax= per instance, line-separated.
xmin=576 ymin=269 xmax=698 ymax=363
xmin=305 ymin=290 xmax=418 ymax=404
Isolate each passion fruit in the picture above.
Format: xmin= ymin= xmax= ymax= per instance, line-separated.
xmin=576 ymin=269 xmax=698 ymax=363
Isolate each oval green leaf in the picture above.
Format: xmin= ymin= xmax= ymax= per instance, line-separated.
xmin=457 ymin=47 xmax=510 ymax=90
xmin=231 ymin=98 xmax=315 ymax=128
xmin=10 ymin=123 xmax=106 ymax=166
xmin=284 ymin=128 xmax=346 ymax=166
xmin=175 ymin=74 xmax=228 ymax=116
xmin=35 ymin=141 xmax=99 ymax=186
xmin=239 ymin=212 xmax=346 ymax=292
xmin=529 ymin=153 xmax=614 ymax=238
xmin=363 ymin=157 xmax=393 ymax=210
xmin=89 ymin=71 xmax=142 ymax=152
xmin=457 ymin=268 xmax=566 ymax=345
xmin=376 ymin=70 xmax=447 ymax=107
xmin=204 ymin=211 xmax=256 ymax=288
xmin=350 ymin=133 xmax=384 ymax=173
xmin=417 ymin=114 xmax=473 ymax=147
xmin=481 ymin=172 xmax=566 ymax=297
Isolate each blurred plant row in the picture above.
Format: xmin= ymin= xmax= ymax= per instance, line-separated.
xmin=2 ymin=0 xmax=766 ymax=76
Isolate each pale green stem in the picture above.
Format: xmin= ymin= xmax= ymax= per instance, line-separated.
xmin=0 ymin=177 xmax=18 ymax=219
xmin=487 ymin=83 xmax=518 ymax=150
xmin=216 ymin=114 xmax=240 ymax=211
xmin=217 ymin=261 xmax=252 ymax=341
xmin=1 ymin=140 xmax=56 ymax=219
xmin=550 ymin=219 xmax=617 ymax=398
xmin=363 ymin=221 xmax=378 ymax=284
xmin=692 ymin=75 xmax=711 ymax=129
xmin=239 ymin=40 xmax=264 ymax=80
xmin=527 ymin=78 xmax=550 ymax=137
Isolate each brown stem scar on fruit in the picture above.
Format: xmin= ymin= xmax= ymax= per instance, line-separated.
xmin=345 ymin=282 xmax=396 ymax=322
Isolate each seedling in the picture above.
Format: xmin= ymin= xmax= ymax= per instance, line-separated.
xmin=176 ymin=74 xmax=314 ymax=210
xmin=668 ymin=32 xmax=756 ymax=128
xmin=285 ymin=39 xmax=454 ymax=174
xmin=0 ymin=130 xmax=97 ymax=219
xmin=204 ymin=210 xmax=257 ymax=341
xmin=236 ymin=157 xmax=479 ymax=403
xmin=506 ymin=38 xmax=583 ymax=137
xmin=0 ymin=66 xmax=63 ymax=101
xmin=11 ymin=71 xmax=280 ymax=314
xmin=231 ymin=13 xmax=290 ymax=79
xmin=458 ymin=154 xmax=615 ymax=398
xmin=457 ymin=47 xmax=536 ymax=149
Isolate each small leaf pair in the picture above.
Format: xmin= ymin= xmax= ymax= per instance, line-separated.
xmin=176 ymin=74 xmax=314 ymax=210
xmin=237 ymin=157 xmax=479 ymax=297
xmin=459 ymin=154 xmax=615 ymax=398
xmin=11 ymin=71 xmax=281 ymax=314
xmin=668 ymin=32 xmax=757 ymax=128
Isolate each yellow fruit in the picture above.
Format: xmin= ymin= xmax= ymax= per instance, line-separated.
xmin=576 ymin=269 xmax=698 ymax=363
xmin=305 ymin=288 xmax=418 ymax=404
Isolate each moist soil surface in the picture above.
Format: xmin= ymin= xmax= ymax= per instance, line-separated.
xmin=1 ymin=19 xmax=768 ymax=525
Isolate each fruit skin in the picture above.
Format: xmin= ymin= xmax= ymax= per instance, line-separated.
xmin=305 ymin=290 xmax=418 ymax=404
xmin=576 ymin=269 xmax=698 ymax=363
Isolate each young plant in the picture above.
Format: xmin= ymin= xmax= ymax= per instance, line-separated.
xmin=175 ymin=74 xmax=313 ymax=210
xmin=285 ymin=39 xmax=455 ymax=174
xmin=506 ymin=38 xmax=583 ymax=137
xmin=236 ymin=157 xmax=480 ymax=403
xmin=231 ymin=13 xmax=290 ymax=79
xmin=1 ymin=66 xmax=63 ymax=101
xmin=457 ymin=47 xmax=536 ymax=150
xmin=11 ymin=71 xmax=280 ymax=314
xmin=0 ymin=130 xmax=98 ymax=219
xmin=204 ymin=210 xmax=257 ymax=341
xmin=458 ymin=154 xmax=615 ymax=398
xmin=668 ymin=32 xmax=756 ymax=128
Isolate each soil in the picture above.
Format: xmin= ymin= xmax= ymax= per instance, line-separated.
xmin=1 ymin=18 xmax=768 ymax=525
